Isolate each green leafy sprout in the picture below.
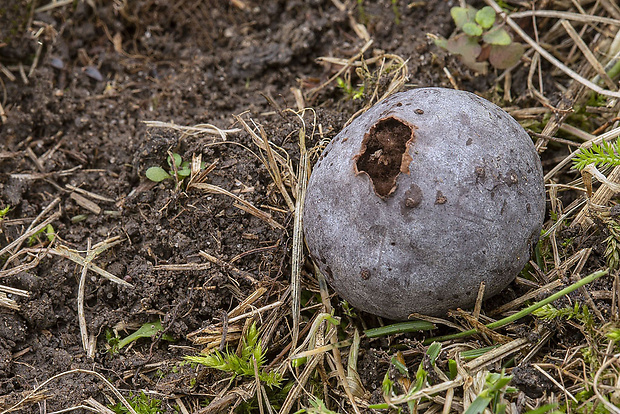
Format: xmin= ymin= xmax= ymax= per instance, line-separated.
xmin=0 ymin=205 xmax=9 ymax=220
xmin=369 ymin=342 xmax=442 ymax=410
xmin=27 ymin=223 xmax=55 ymax=246
xmin=336 ymin=76 xmax=365 ymax=100
xmin=433 ymin=5 xmax=525 ymax=73
xmin=106 ymin=320 xmax=174 ymax=354
xmin=145 ymin=152 xmax=205 ymax=184
xmin=572 ymin=139 xmax=620 ymax=171
xmin=185 ymin=322 xmax=283 ymax=388
xmin=109 ymin=391 xmax=162 ymax=414
xmin=464 ymin=370 xmax=516 ymax=414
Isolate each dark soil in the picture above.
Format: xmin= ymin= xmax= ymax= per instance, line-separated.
xmin=0 ymin=0 xmax=554 ymax=412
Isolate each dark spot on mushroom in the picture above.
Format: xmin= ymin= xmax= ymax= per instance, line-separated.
xmin=435 ymin=190 xmax=447 ymax=204
xmin=466 ymin=138 xmax=473 ymax=146
xmin=342 ymin=137 xmax=348 ymax=142
xmin=505 ymin=170 xmax=519 ymax=186
xmin=360 ymin=268 xmax=371 ymax=280
xmin=526 ymin=203 xmax=531 ymax=213
xmin=396 ymin=102 xmax=402 ymax=107
xmin=501 ymin=200 xmax=507 ymax=215
xmin=354 ymin=117 xmax=416 ymax=199
xmin=404 ymin=184 xmax=423 ymax=208
xmin=415 ymin=108 xmax=424 ymax=115
xmin=390 ymin=242 xmax=396 ymax=246
xmin=475 ymin=166 xmax=485 ymax=181
xmin=459 ymin=112 xmax=471 ymax=127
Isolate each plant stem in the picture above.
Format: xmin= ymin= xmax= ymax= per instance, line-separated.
xmin=365 ymin=321 xmax=436 ymax=338
xmin=423 ymin=269 xmax=608 ymax=344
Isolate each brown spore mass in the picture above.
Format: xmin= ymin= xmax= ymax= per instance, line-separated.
xmin=354 ymin=117 xmax=415 ymax=198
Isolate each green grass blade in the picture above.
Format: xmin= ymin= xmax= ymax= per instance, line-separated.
xmin=423 ymin=269 xmax=608 ymax=344
xmin=364 ymin=321 xmax=436 ymax=338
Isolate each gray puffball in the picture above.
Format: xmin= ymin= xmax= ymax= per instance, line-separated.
xmin=303 ymin=88 xmax=545 ymax=320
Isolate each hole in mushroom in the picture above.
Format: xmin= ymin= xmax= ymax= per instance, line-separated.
xmin=354 ymin=117 xmax=415 ymax=198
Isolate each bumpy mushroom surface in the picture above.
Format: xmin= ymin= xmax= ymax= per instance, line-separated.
xmin=303 ymin=88 xmax=545 ymax=320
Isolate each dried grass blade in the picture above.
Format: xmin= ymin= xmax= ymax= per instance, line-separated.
xmin=228 ymin=301 xmax=282 ymax=324
xmin=560 ymin=20 xmax=617 ymax=90
xmin=234 ymin=115 xmax=295 ymax=209
xmin=198 ymin=251 xmax=259 ymax=284
xmin=290 ymin=339 xmax=353 ymax=360
xmin=228 ymin=287 xmax=267 ymax=318
xmin=78 ymin=240 xmax=92 ymax=357
xmin=142 ymin=120 xmax=241 ymax=140
xmin=0 ymin=369 xmax=138 ymax=414
xmin=259 ymin=125 xmax=294 ymax=211
xmin=47 ymin=246 xmax=133 ymax=287
xmin=509 ymin=10 xmax=620 ymax=25
xmin=463 ymin=338 xmax=529 ymax=372
xmin=0 ymin=292 xmax=19 ymax=310
xmin=290 ymin=147 xmax=309 ymax=351
xmin=191 ymin=183 xmax=284 ymax=230
xmin=280 ymin=318 xmax=326 ymax=414
xmin=485 ymin=0 xmax=620 ymax=98
xmin=0 ymin=210 xmax=61 ymax=259
xmin=573 ymin=165 xmax=620 ymax=229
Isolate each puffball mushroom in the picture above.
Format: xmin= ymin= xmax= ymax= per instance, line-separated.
xmin=303 ymin=88 xmax=545 ymax=320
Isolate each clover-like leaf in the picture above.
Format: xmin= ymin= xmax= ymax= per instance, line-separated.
xmin=489 ymin=42 xmax=525 ymax=69
xmin=145 ymin=166 xmax=172 ymax=182
xmin=445 ymin=34 xmax=482 ymax=58
xmin=463 ymin=22 xmax=483 ymax=37
xmin=177 ymin=168 xmax=192 ymax=177
xmin=450 ymin=6 xmax=477 ymax=29
xmin=461 ymin=52 xmax=488 ymax=74
xmin=483 ymin=26 xmax=512 ymax=45
xmin=433 ymin=36 xmax=449 ymax=50
xmin=475 ymin=6 xmax=496 ymax=29
xmin=167 ymin=153 xmax=183 ymax=168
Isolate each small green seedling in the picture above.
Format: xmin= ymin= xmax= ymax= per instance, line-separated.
xmin=185 ymin=322 xmax=283 ymax=388
xmin=145 ymin=152 xmax=205 ymax=184
xmin=27 ymin=224 xmax=55 ymax=246
xmin=370 ymin=342 xmax=442 ymax=410
xmin=606 ymin=327 xmax=620 ymax=342
xmin=336 ymin=76 xmax=365 ymax=100
xmin=433 ymin=5 xmax=525 ymax=73
xmin=107 ymin=320 xmax=174 ymax=353
xmin=465 ymin=370 xmax=516 ymax=414
xmin=109 ymin=391 xmax=162 ymax=414
xmin=0 ymin=205 xmax=9 ymax=220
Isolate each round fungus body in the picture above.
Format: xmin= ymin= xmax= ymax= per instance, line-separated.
xmin=303 ymin=88 xmax=545 ymax=320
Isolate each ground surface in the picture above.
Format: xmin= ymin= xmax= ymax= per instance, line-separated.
xmin=1 ymin=1 xmax=620 ymax=413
